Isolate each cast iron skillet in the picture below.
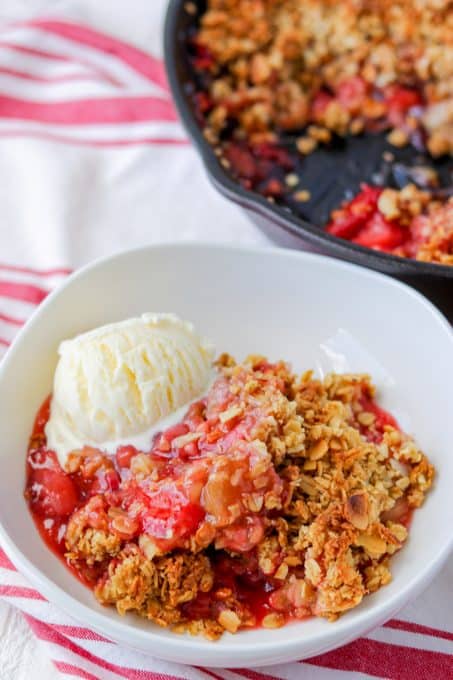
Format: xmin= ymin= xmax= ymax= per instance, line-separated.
xmin=164 ymin=0 xmax=453 ymax=286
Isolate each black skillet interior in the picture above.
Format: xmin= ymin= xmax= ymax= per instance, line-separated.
xmin=164 ymin=0 xmax=453 ymax=296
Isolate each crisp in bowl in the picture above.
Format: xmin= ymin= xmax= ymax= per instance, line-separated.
xmin=0 ymin=243 xmax=452 ymax=667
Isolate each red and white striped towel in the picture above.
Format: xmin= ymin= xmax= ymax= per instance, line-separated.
xmin=0 ymin=18 xmax=182 ymax=145
xmin=0 ymin=3 xmax=452 ymax=679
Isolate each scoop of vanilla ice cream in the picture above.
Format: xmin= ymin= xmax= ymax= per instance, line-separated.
xmin=45 ymin=313 xmax=214 ymax=467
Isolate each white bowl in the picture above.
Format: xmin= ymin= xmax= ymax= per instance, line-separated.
xmin=0 ymin=244 xmax=452 ymax=668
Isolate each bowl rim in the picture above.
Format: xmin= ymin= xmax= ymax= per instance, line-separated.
xmin=0 ymin=242 xmax=452 ymax=666
xmin=163 ymin=0 xmax=453 ymax=280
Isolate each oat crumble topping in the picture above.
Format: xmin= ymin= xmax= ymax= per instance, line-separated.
xmin=327 ymin=183 xmax=453 ymax=262
xmin=193 ymin=0 xmax=452 ymax=157
xmin=26 ymin=356 xmax=434 ymax=638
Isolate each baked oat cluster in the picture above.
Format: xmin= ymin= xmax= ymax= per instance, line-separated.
xmin=193 ymin=0 xmax=453 ymax=157
xmin=27 ymin=356 xmax=434 ymax=639
xmin=327 ymin=183 xmax=453 ymax=263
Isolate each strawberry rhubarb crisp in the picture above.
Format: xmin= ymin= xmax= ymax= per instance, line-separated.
xmin=326 ymin=184 xmax=453 ymax=263
xmin=192 ymin=0 xmax=452 ymax=158
xmin=189 ymin=0 xmax=452 ymax=265
xmin=26 ymin=354 xmax=434 ymax=638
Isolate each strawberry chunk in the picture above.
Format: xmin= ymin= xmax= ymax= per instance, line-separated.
xmin=336 ymin=77 xmax=368 ymax=112
xmin=385 ymin=86 xmax=424 ymax=126
xmin=116 ymin=445 xmax=139 ymax=469
xmin=134 ymin=481 xmax=205 ymax=548
xmin=28 ymin=466 xmax=78 ymax=517
xmin=326 ymin=185 xmax=382 ymax=239
xmin=311 ymin=90 xmax=334 ymax=121
xmin=352 ymin=213 xmax=406 ymax=250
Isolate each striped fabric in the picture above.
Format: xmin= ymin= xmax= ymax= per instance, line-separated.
xmin=0 ymin=262 xmax=69 ymax=357
xmin=0 ymin=14 xmax=452 ymax=680
xmin=0 ymin=19 xmax=186 ymax=146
